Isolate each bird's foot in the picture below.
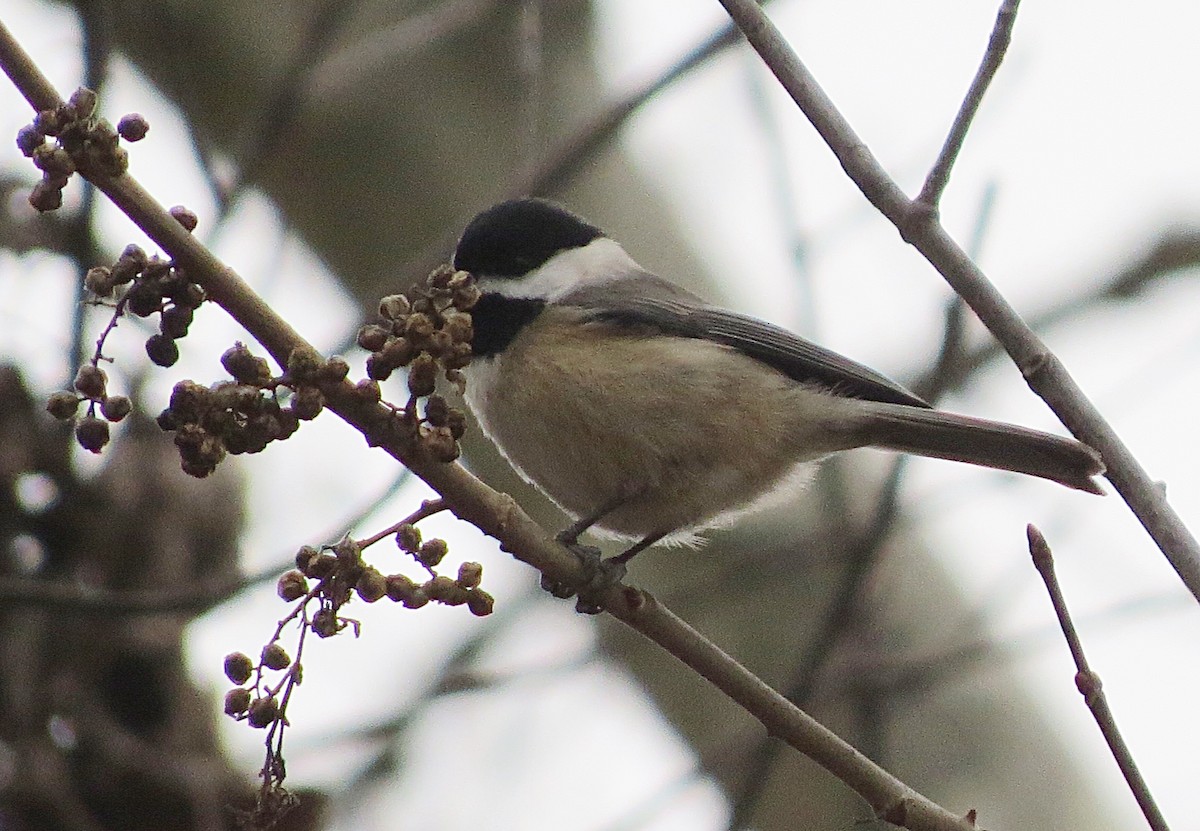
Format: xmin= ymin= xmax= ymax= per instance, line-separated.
xmin=541 ymin=531 xmax=628 ymax=614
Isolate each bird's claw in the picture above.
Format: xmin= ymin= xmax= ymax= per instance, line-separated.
xmin=541 ymin=536 xmax=627 ymax=614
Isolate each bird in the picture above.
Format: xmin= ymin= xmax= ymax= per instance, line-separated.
xmin=452 ymin=197 xmax=1104 ymax=571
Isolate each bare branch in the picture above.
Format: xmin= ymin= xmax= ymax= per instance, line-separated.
xmin=714 ymin=0 xmax=1200 ymax=603
xmin=1027 ymin=525 xmax=1171 ymax=831
xmin=917 ymin=0 xmax=1020 ymax=208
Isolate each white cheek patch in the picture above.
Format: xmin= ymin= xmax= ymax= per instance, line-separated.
xmin=479 ymin=238 xmax=640 ymax=302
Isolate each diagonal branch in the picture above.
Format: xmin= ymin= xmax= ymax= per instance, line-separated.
xmin=715 ymin=0 xmax=1200 ymax=603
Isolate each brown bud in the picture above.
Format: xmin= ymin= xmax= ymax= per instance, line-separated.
xmin=224 ymin=687 xmax=251 ymax=716
xmin=261 ymin=643 xmax=291 ymax=671
xmin=356 ymin=324 xmax=389 ymax=352
xmin=307 ymin=553 xmax=337 ymax=579
xmin=294 ymin=545 xmax=320 ymax=574
xmin=74 ymin=416 xmax=110 ymax=453
xmin=456 ymin=562 xmax=483 ymax=590
xmin=169 ymin=205 xmax=199 ymax=232
xmin=247 ymin=696 xmax=279 ymax=728
xmin=365 ymin=354 xmax=392 ymax=382
xmin=68 ymin=87 xmax=98 ymax=119
xmin=385 ymin=573 xmax=417 ymax=603
xmin=32 ymin=144 xmax=74 ymax=178
xmin=312 ymin=607 xmax=340 ymax=638
xmin=402 ymin=587 xmax=429 ymax=610
xmin=46 ymin=390 xmax=80 ymax=420
xmin=223 ymin=652 xmax=255 ymax=685
xmin=286 ymin=348 xmax=321 ymax=383
xmin=160 ymin=304 xmax=194 ymax=339
xmin=395 ymin=524 xmax=421 ymax=552
xmin=355 ymin=568 xmax=387 ymax=603
xmin=453 ymin=283 xmax=481 ymax=311
xmin=422 ymin=425 xmax=459 ymax=463
xmin=116 ymin=113 xmax=149 ymax=142
xmin=424 ymin=395 xmax=449 ymax=427
xmin=381 ymin=336 xmax=415 ymax=368
xmin=73 ymin=364 xmax=107 ymax=399
xmin=466 ymin=589 xmax=495 ymax=617
xmin=417 ymin=538 xmax=448 ymax=569
xmin=355 ymin=379 xmax=382 ymax=402
xmin=378 ymin=294 xmax=411 ymax=320
xmin=277 ymin=569 xmax=309 ymax=601
xmin=221 ymin=343 xmax=271 ymax=385
xmin=28 ymin=178 xmax=64 ymax=212
xmin=84 ymin=266 xmax=114 ymax=297
xmin=145 ymin=334 xmax=179 ymax=367
xmin=317 ymin=356 xmax=350 ymax=384
xmin=442 ymin=311 xmax=473 ymax=344
xmin=124 ymin=282 xmax=161 ymax=317
xmin=407 ymin=353 xmax=437 ymax=397
xmin=446 ymin=408 xmax=467 ymax=440
xmin=290 ymin=386 xmax=324 ymax=421
xmin=100 ymin=395 xmax=132 ymax=423
xmin=425 ymin=575 xmax=467 ymax=605
xmin=16 ymin=124 xmax=44 ymax=157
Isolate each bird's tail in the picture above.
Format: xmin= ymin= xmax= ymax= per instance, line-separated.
xmin=853 ymin=402 xmax=1105 ymax=494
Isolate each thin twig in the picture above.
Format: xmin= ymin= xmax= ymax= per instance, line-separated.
xmin=917 ymin=0 xmax=1020 ymax=208
xmin=0 ymin=21 xmax=978 ymax=830
xmin=715 ymin=0 xmax=1200 ymax=602
xmin=1026 ymin=525 xmax=1171 ymax=831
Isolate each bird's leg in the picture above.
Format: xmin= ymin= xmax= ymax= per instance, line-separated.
xmin=543 ymin=495 xmax=669 ymax=613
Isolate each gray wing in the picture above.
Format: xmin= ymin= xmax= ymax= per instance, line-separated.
xmin=563 ymin=274 xmax=930 ymax=409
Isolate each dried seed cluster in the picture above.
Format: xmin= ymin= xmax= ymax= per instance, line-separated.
xmin=16 ymin=87 xmax=147 ymax=212
xmin=155 ymin=344 xmax=348 ymax=477
xmin=85 ymin=243 xmax=206 ymax=368
xmin=357 ymin=265 xmax=479 ymax=462
xmin=45 ymin=364 xmax=133 ymax=454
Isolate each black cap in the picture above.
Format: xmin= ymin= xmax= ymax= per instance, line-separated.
xmin=453 ymin=198 xmax=603 ymax=278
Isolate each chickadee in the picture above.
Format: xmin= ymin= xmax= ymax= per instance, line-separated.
xmin=453 ymin=198 xmax=1104 ymax=567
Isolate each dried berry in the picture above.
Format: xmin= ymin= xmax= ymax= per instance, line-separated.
xmin=247 ymin=696 xmax=279 ymax=728
xmin=221 ymin=343 xmax=271 ymax=385
xmin=116 ymin=113 xmax=149 ymax=142
xmin=100 ymin=395 xmax=132 ymax=423
xmin=74 ymin=416 xmax=110 ymax=453
xmin=456 ymin=562 xmax=483 ymax=590
xmin=169 ymin=205 xmax=198 ymax=232
xmin=416 ymin=539 xmax=448 ymax=569
xmin=277 ymin=569 xmax=308 ymax=601
xmin=407 ymin=352 xmax=437 ymax=397
xmin=145 ymin=334 xmax=179 ymax=367
xmin=84 ymin=266 xmax=113 ymax=297
xmin=224 ymin=687 xmax=251 ymax=716
xmin=385 ymin=573 xmax=417 ymax=603
xmin=312 ymin=608 xmax=340 ymax=638
xmin=28 ymin=179 xmax=63 ymax=212
xmin=395 ymin=524 xmax=421 ymax=552
xmin=223 ymin=652 xmax=254 ymax=685
xmin=290 ymin=386 xmax=324 ymax=421
xmin=466 ymin=589 xmax=495 ymax=617
xmin=160 ymin=304 xmax=194 ymax=339
xmin=356 ymin=324 xmax=389 ymax=352
xmin=261 ymin=643 xmax=291 ymax=671
xmin=355 ymin=568 xmax=387 ymax=603
xmin=73 ymin=365 xmax=107 ymax=399
xmin=16 ymin=124 xmax=44 ymax=157
xmin=46 ymin=391 xmax=80 ymax=420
